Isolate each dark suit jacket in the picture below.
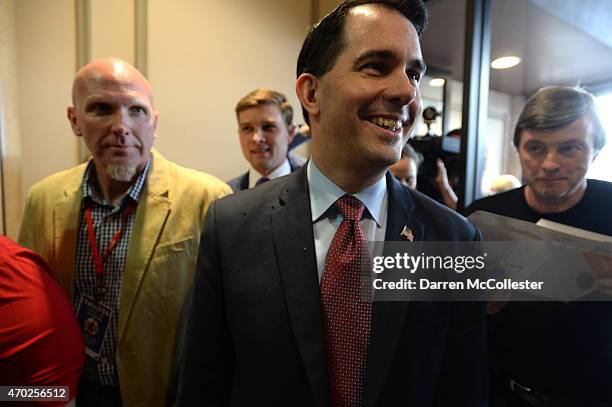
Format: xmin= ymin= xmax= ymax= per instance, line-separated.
xmin=178 ymin=166 xmax=488 ymax=407
xmin=227 ymin=155 xmax=303 ymax=192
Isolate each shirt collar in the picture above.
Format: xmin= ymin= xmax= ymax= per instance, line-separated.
xmin=82 ymin=158 xmax=151 ymax=207
xmin=248 ymin=158 xmax=291 ymax=189
xmin=307 ymin=159 xmax=387 ymax=227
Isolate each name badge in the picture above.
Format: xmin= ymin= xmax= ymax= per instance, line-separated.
xmin=76 ymin=295 xmax=112 ymax=361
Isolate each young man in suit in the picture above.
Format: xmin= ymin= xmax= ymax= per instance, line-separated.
xmin=228 ymin=88 xmax=303 ymax=191
xmin=179 ymin=1 xmax=487 ymax=405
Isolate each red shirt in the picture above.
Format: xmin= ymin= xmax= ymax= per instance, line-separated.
xmin=0 ymin=237 xmax=84 ymax=405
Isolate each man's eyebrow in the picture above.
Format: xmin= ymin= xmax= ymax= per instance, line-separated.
xmin=354 ymin=50 xmax=427 ymax=73
xmin=83 ymin=97 xmax=109 ymax=108
xmin=412 ymin=58 xmax=427 ymax=75
xmin=558 ymin=139 xmax=587 ymax=145
xmin=84 ymin=96 xmax=105 ymax=104
xmin=354 ymin=49 xmax=394 ymax=66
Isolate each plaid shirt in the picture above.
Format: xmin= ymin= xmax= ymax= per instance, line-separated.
xmin=74 ymin=159 xmax=150 ymax=386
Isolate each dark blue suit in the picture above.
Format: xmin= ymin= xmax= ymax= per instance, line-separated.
xmin=178 ymin=165 xmax=488 ymax=406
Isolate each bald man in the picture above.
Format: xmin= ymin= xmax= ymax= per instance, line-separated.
xmin=19 ymin=58 xmax=231 ymax=407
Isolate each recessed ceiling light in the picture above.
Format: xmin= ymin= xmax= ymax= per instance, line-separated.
xmin=429 ymin=78 xmax=445 ymax=87
xmin=491 ymin=56 xmax=521 ymax=69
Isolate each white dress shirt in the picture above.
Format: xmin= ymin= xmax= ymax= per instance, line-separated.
xmin=248 ymin=159 xmax=292 ymax=189
xmin=307 ymin=160 xmax=388 ymax=283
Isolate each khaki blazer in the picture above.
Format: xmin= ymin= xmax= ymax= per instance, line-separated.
xmin=19 ymin=150 xmax=231 ymax=407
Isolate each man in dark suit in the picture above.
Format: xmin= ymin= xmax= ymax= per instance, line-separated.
xmin=178 ymin=1 xmax=487 ymax=405
xmin=228 ymin=88 xmax=304 ymax=191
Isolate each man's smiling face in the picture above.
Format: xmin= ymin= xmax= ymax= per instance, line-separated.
xmin=311 ymin=5 xmax=425 ymax=172
xmin=237 ymin=104 xmax=294 ymax=176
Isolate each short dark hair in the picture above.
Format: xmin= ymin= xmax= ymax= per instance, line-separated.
xmin=235 ymin=88 xmax=293 ymax=127
xmin=296 ymin=0 xmax=429 ymax=124
xmin=514 ymin=86 xmax=606 ymax=152
xmin=401 ymin=143 xmax=423 ymax=167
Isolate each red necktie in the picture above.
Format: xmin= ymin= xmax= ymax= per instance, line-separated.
xmin=321 ymin=195 xmax=373 ymax=407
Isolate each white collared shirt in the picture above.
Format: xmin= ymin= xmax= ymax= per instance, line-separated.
xmin=307 ymin=160 xmax=388 ymax=283
xmin=248 ymin=159 xmax=292 ymax=189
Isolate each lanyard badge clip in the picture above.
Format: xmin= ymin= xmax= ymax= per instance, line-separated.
xmin=85 ymin=200 xmax=136 ymax=302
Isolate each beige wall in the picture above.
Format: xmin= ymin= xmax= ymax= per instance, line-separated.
xmin=90 ymin=0 xmax=135 ymax=64
xmin=318 ymin=0 xmax=341 ymax=18
xmin=148 ymin=0 xmax=311 ymax=181
xmin=0 ymin=0 xmax=22 ymax=238
xmin=16 ymin=0 xmax=77 ymax=205
xmin=6 ymin=0 xmax=313 ymax=231
xmin=12 ymin=0 xmax=312 ymax=189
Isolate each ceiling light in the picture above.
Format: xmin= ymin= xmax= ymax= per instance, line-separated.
xmin=491 ymin=56 xmax=521 ymax=69
xmin=429 ymin=78 xmax=445 ymax=87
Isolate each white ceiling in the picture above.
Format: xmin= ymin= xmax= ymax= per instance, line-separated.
xmin=420 ymin=0 xmax=612 ymax=97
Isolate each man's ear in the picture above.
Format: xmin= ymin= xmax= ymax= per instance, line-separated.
xmin=287 ymin=124 xmax=296 ymax=144
xmin=67 ymin=106 xmax=81 ymax=136
xmin=153 ymin=110 xmax=159 ymax=139
xmin=296 ymin=73 xmax=319 ymax=121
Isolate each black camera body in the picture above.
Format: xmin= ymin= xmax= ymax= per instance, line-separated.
xmin=408 ymin=106 xmax=461 ymax=202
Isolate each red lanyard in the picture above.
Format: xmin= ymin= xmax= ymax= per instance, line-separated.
xmin=85 ymin=201 xmax=136 ymax=295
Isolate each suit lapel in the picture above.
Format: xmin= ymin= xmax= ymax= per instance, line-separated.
xmin=118 ymin=152 xmax=171 ymax=341
xmin=270 ymin=169 xmax=426 ymax=406
xmin=240 ymin=172 xmax=249 ymax=190
xmin=383 ymin=172 xmax=424 ymax=242
xmin=271 ymin=166 xmax=331 ymax=407
xmin=364 ymin=173 xmax=425 ymax=406
xmin=53 ymin=167 xmax=86 ymax=301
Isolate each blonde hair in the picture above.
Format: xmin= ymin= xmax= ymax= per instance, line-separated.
xmin=235 ymin=89 xmax=293 ymax=127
